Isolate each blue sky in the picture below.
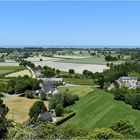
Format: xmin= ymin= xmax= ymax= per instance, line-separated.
xmin=0 ymin=1 xmax=140 ymax=46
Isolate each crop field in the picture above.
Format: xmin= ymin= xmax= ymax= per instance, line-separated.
xmin=58 ymin=86 xmax=94 ymax=98
xmin=57 ymin=56 xmax=125 ymax=65
xmin=64 ymin=78 xmax=94 ymax=86
xmin=0 ymin=62 xmax=19 ymax=66
xmin=5 ymin=69 xmax=32 ymax=77
xmin=64 ymin=90 xmax=140 ymax=131
xmin=0 ymin=66 xmax=25 ymax=75
xmin=3 ymin=96 xmax=48 ymax=123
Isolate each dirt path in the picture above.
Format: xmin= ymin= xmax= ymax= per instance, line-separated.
xmin=27 ymin=66 xmax=36 ymax=79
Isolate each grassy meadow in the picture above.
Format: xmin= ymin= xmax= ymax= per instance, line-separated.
xmin=3 ymin=96 xmax=48 ymax=123
xmin=63 ymin=89 xmax=140 ymax=131
xmin=64 ymin=78 xmax=94 ymax=86
xmin=0 ymin=66 xmax=25 ymax=75
xmin=58 ymin=86 xmax=94 ymax=98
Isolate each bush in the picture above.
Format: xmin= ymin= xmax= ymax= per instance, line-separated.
xmin=49 ymin=92 xmax=78 ymax=110
xmin=113 ymin=88 xmax=126 ymax=101
xmin=29 ymin=101 xmax=47 ymax=123
xmin=25 ymin=90 xmax=34 ymax=99
xmin=69 ymin=69 xmax=75 ymax=74
xmin=55 ymin=103 xmax=64 ymax=117
xmin=40 ymin=91 xmax=46 ymax=101
xmin=90 ymin=128 xmax=122 ymax=139
xmin=111 ymin=120 xmax=135 ymax=135
xmin=55 ymin=112 xmax=76 ymax=126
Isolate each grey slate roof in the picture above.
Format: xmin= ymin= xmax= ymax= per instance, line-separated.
xmin=40 ymin=112 xmax=53 ymax=122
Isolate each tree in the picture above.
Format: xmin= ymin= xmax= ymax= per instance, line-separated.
xmin=25 ymin=90 xmax=34 ymax=99
xmin=29 ymin=101 xmax=47 ymax=122
xmin=111 ymin=120 xmax=135 ymax=135
xmin=69 ymin=69 xmax=75 ymax=74
xmin=34 ymin=123 xmax=57 ymax=139
xmin=130 ymin=94 xmax=140 ymax=110
xmin=90 ymin=128 xmax=122 ymax=139
xmin=0 ymin=98 xmax=9 ymax=139
xmin=55 ymin=103 xmax=64 ymax=117
xmin=40 ymin=91 xmax=46 ymax=101
xmin=113 ymin=88 xmax=126 ymax=101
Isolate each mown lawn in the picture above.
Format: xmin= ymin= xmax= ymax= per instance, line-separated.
xmin=64 ymin=78 xmax=94 ymax=86
xmin=58 ymin=86 xmax=94 ymax=98
xmin=64 ymin=90 xmax=140 ymax=131
xmin=3 ymin=96 xmax=48 ymax=123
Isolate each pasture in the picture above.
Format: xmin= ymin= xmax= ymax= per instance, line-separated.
xmin=64 ymin=78 xmax=94 ymax=86
xmin=64 ymin=89 xmax=140 ymax=131
xmin=0 ymin=66 xmax=25 ymax=75
xmin=58 ymin=86 xmax=94 ymax=98
xmin=3 ymin=96 xmax=48 ymax=123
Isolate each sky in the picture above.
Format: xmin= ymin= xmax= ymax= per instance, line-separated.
xmin=0 ymin=1 xmax=140 ymax=47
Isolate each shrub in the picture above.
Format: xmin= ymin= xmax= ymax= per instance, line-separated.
xmin=55 ymin=112 xmax=76 ymax=126
xmin=29 ymin=101 xmax=47 ymax=123
xmin=111 ymin=120 xmax=135 ymax=135
xmin=69 ymin=69 xmax=75 ymax=74
xmin=25 ymin=90 xmax=34 ymax=99
xmin=90 ymin=128 xmax=122 ymax=139
xmin=55 ymin=103 xmax=64 ymax=117
xmin=40 ymin=91 xmax=46 ymax=101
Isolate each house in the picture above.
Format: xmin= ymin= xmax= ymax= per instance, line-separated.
xmin=38 ymin=78 xmax=64 ymax=83
xmin=40 ymin=82 xmax=58 ymax=95
xmin=39 ymin=112 xmax=53 ymax=122
xmin=35 ymin=70 xmax=42 ymax=77
xmin=116 ymin=76 xmax=138 ymax=89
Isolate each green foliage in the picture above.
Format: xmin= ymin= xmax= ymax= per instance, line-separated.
xmin=19 ymin=60 xmax=35 ymax=68
xmin=55 ymin=103 xmax=64 ymax=117
xmin=29 ymin=101 xmax=47 ymax=122
xmin=90 ymin=128 xmax=122 ymax=139
xmin=6 ymin=75 xmax=40 ymax=94
xmin=58 ymin=125 xmax=87 ymax=139
xmin=42 ymin=66 xmax=55 ymax=77
xmin=55 ymin=112 xmax=76 ymax=126
xmin=105 ymin=55 xmax=118 ymax=61
xmin=113 ymin=87 xmax=126 ymax=101
xmin=69 ymin=69 xmax=75 ymax=74
xmin=131 ymin=94 xmax=140 ymax=110
xmin=0 ymin=98 xmax=9 ymax=139
xmin=6 ymin=123 xmax=34 ymax=139
xmin=49 ymin=91 xmax=79 ymax=110
xmin=25 ymin=90 xmax=34 ymax=99
xmin=40 ymin=91 xmax=46 ymax=101
xmin=34 ymin=123 xmax=57 ymax=139
xmin=111 ymin=120 xmax=135 ymax=135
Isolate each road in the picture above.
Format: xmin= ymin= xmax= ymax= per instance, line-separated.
xmin=26 ymin=66 xmax=36 ymax=79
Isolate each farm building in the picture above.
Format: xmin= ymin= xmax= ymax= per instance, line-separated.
xmin=116 ymin=76 xmax=139 ymax=89
xmin=38 ymin=78 xmax=64 ymax=83
xmin=35 ymin=70 xmax=42 ymax=77
xmin=40 ymin=82 xmax=58 ymax=95
xmin=39 ymin=112 xmax=53 ymax=123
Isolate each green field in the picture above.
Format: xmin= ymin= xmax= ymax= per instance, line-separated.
xmin=0 ymin=70 xmax=14 ymax=74
xmin=64 ymin=78 xmax=94 ymax=86
xmin=0 ymin=66 xmax=25 ymax=75
xmin=58 ymin=86 xmax=94 ymax=98
xmin=0 ymin=66 xmax=25 ymax=70
xmin=64 ymin=89 xmax=140 ymax=131
xmin=58 ymin=56 xmax=125 ymax=65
